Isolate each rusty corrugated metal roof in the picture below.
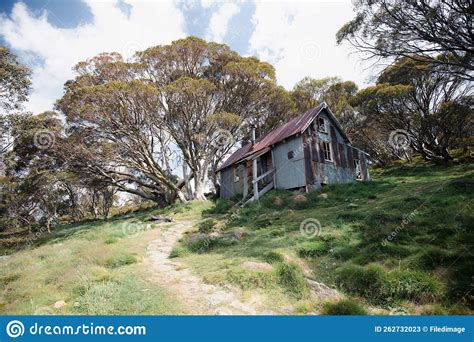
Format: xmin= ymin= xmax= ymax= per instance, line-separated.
xmin=217 ymin=103 xmax=326 ymax=171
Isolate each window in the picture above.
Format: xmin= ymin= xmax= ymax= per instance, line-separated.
xmin=354 ymin=159 xmax=362 ymax=180
xmin=233 ymin=166 xmax=240 ymax=182
xmin=318 ymin=117 xmax=327 ymax=133
xmin=322 ymin=141 xmax=332 ymax=161
xmin=287 ymin=150 xmax=294 ymax=159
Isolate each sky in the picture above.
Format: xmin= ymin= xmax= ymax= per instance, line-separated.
xmin=0 ymin=0 xmax=375 ymax=114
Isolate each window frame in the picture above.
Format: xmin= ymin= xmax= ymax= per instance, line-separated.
xmin=353 ymin=158 xmax=362 ymax=180
xmin=322 ymin=141 xmax=333 ymax=162
xmin=233 ymin=166 xmax=240 ymax=183
xmin=317 ymin=117 xmax=327 ymax=133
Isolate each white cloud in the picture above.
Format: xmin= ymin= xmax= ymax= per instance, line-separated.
xmin=249 ymin=1 xmax=374 ymax=90
xmin=0 ymin=0 xmax=185 ymax=113
xmin=206 ymin=1 xmax=240 ymax=43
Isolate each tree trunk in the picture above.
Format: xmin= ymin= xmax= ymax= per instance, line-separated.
xmin=192 ymin=165 xmax=209 ymax=200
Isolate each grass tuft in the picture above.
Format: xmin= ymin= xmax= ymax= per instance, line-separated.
xmin=105 ymin=254 xmax=138 ymax=268
xmin=321 ymin=299 xmax=368 ymax=315
xmin=275 ymin=263 xmax=309 ymax=299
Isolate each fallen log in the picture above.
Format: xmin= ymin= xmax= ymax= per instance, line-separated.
xmin=145 ymin=215 xmax=175 ymax=223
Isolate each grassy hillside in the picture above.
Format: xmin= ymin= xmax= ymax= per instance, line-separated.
xmin=173 ymin=162 xmax=473 ymax=315
xmin=1 ymin=162 xmax=472 ymax=315
xmin=0 ymin=201 xmax=209 ymax=314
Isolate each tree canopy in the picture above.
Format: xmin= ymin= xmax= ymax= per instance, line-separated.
xmin=337 ymin=0 xmax=473 ymax=81
xmin=352 ymin=56 xmax=473 ymax=162
xmin=57 ymin=37 xmax=287 ymax=202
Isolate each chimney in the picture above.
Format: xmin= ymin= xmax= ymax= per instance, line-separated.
xmin=251 ymin=125 xmax=256 ymax=144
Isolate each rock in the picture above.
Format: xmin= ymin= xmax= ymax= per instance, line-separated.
xmin=53 ymin=300 xmax=66 ymax=309
xmin=389 ymin=307 xmax=409 ymax=315
xmin=318 ymin=193 xmax=328 ymax=199
xmin=241 ymin=261 xmax=273 ymax=271
xmin=208 ymin=291 xmax=234 ymax=306
xmin=307 ymin=311 xmax=321 ymax=315
xmin=73 ymin=302 xmax=80 ymax=308
xmin=348 ymin=203 xmax=358 ymax=208
xmin=307 ymin=279 xmax=342 ymax=301
xmin=214 ymin=309 xmax=232 ymax=315
xmin=281 ymin=306 xmax=295 ymax=314
xmin=293 ymin=194 xmax=308 ymax=202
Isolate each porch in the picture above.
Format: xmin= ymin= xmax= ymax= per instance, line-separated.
xmin=236 ymin=148 xmax=275 ymax=203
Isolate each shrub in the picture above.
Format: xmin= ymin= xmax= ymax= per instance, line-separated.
xmin=206 ymin=199 xmax=235 ymax=214
xmin=414 ymin=246 xmax=451 ymax=270
xmin=335 ymin=264 xmax=388 ymax=304
xmin=226 ymin=268 xmax=275 ymax=290
xmin=198 ymin=219 xmax=216 ymax=233
xmin=322 ymin=299 xmax=368 ymax=315
xmin=91 ymin=266 xmax=112 ymax=282
xmin=386 ymin=270 xmax=443 ymax=303
xmin=169 ymin=245 xmax=188 ymax=258
xmin=335 ymin=263 xmax=444 ymax=305
xmin=78 ymin=281 xmax=121 ymax=314
xmin=105 ymin=254 xmax=137 ymax=268
xmin=262 ymin=251 xmax=284 ymax=264
xmin=275 ymin=263 xmax=309 ymax=299
xmin=185 ymin=234 xmax=216 ymax=253
xmin=297 ymin=242 xmax=330 ymax=258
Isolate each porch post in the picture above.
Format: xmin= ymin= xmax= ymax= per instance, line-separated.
xmin=243 ymin=163 xmax=248 ymax=199
xmin=252 ymin=157 xmax=259 ymax=201
xmin=271 ymin=149 xmax=276 ymax=188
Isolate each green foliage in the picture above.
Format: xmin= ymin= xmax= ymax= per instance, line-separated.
xmin=104 ymin=237 xmax=118 ymax=244
xmin=185 ymin=234 xmax=216 ymax=253
xmin=205 ymin=198 xmax=235 ymax=214
xmin=321 ymin=299 xmax=368 ymax=315
xmin=387 ymin=270 xmax=443 ymax=303
xmin=0 ymin=46 xmax=31 ymax=112
xmin=411 ymin=246 xmax=452 ymax=270
xmin=199 ymin=162 xmax=473 ymax=311
xmin=198 ymin=219 xmax=216 ymax=233
xmin=335 ymin=264 xmax=388 ymax=304
xmin=262 ymin=251 xmax=284 ymax=264
xmin=297 ymin=241 xmax=330 ymax=258
xmin=335 ymin=263 xmax=443 ymax=305
xmin=275 ymin=263 xmax=309 ymax=299
xmin=105 ymin=254 xmax=137 ymax=268
xmin=0 ymin=273 xmax=20 ymax=288
xmin=169 ymin=245 xmax=188 ymax=259
xmin=226 ymin=268 xmax=275 ymax=290
xmin=75 ymin=277 xmax=175 ymax=315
